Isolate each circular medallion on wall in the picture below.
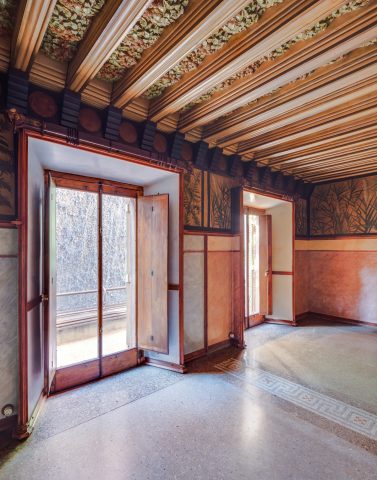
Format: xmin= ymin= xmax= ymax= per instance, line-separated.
xmin=29 ymin=91 xmax=58 ymax=119
xmin=119 ymin=121 xmax=138 ymax=144
xmin=181 ymin=141 xmax=193 ymax=162
xmin=153 ymin=132 xmax=167 ymax=153
xmin=79 ymin=107 xmax=102 ymax=133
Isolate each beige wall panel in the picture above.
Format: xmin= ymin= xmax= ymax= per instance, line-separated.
xmin=184 ymin=234 xmax=204 ymax=252
xmin=0 ymin=228 xmax=18 ymax=256
xmin=183 ymin=252 xmax=205 ymax=354
xmin=295 ymin=250 xmax=310 ymax=316
xmin=208 ymin=235 xmax=233 ymax=252
xmin=207 ymin=251 xmax=232 ymax=346
xmin=296 ymin=238 xmax=377 ymax=251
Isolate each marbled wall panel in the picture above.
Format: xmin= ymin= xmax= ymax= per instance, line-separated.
xmin=0 ymin=257 xmax=18 ymax=419
xmin=183 ymin=252 xmax=205 ymax=354
xmin=207 ymin=251 xmax=232 ymax=346
xmin=295 ymin=250 xmax=310 ymax=316
xmin=308 ymin=251 xmax=377 ymax=324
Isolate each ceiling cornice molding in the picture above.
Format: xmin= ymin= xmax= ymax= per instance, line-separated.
xmin=148 ymin=0 xmax=346 ymax=122
xmin=179 ymin=2 xmax=377 ymax=132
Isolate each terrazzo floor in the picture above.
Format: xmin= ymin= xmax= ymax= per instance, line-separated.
xmin=1 ymin=318 xmax=377 ymax=479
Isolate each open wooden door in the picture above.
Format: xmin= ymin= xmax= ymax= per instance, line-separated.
xmin=44 ymin=174 xmax=57 ymax=393
xmin=137 ymin=194 xmax=169 ymax=354
xmin=259 ymin=214 xmax=272 ymax=316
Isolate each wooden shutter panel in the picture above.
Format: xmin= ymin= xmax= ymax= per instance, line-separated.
xmin=137 ymin=194 xmax=169 ymax=353
xmin=259 ymin=214 xmax=272 ymax=316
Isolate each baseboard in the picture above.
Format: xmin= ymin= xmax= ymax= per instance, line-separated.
xmin=184 ymin=348 xmax=207 ymax=363
xmin=264 ymin=318 xmax=297 ymax=326
xmin=308 ymin=311 xmax=377 ymax=328
xmin=185 ymin=340 xmax=235 ymax=364
xmin=144 ymin=357 xmax=187 ymax=374
xmin=0 ymin=414 xmax=17 ymax=433
xmin=13 ymin=391 xmax=46 ymax=440
xmin=295 ymin=312 xmax=311 ymax=322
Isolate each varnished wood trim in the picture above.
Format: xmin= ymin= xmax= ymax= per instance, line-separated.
xmin=26 ymin=295 xmax=42 ymax=312
xmin=207 ymin=339 xmax=231 ymax=353
xmin=11 ymin=0 xmax=57 ymax=71
xmin=0 ymin=414 xmax=17 ymax=433
xmin=52 ymin=359 xmax=101 ymax=393
xmin=101 ymin=348 xmax=138 ymax=377
xmin=272 ymin=271 xmax=293 ymax=275
xmin=144 ymin=357 xmax=187 ymax=373
xmin=264 ymin=318 xmax=297 ymax=326
xmin=184 ymin=348 xmax=207 ymax=363
xmin=298 ymin=311 xmax=377 ymax=329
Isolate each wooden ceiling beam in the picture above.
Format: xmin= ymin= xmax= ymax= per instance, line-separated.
xmin=248 ymin=99 xmax=377 ymax=157
xmin=254 ymin=123 xmax=377 ymax=161
xmin=207 ymin=45 xmax=377 ymax=146
xmin=227 ymin=66 xmax=377 ymax=154
xmin=112 ymin=0 xmax=252 ymax=109
xmin=149 ymin=0 xmax=346 ymax=122
xmin=11 ymin=0 xmax=57 ymax=71
xmin=238 ymin=93 xmax=377 ymax=152
xmin=302 ymin=163 xmax=377 ymax=181
xmin=285 ymin=149 xmax=377 ymax=172
xmin=261 ymin=137 xmax=377 ymax=167
xmin=179 ymin=2 xmax=377 ymax=131
xmin=67 ymin=0 xmax=152 ymax=92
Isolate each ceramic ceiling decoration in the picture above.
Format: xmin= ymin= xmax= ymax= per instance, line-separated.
xmin=41 ymin=0 xmax=106 ymax=63
xmin=0 ymin=0 xmax=17 ymax=36
xmin=180 ymin=0 xmax=369 ymax=111
xmin=144 ymin=0 xmax=283 ymax=99
xmin=97 ymin=0 xmax=189 ymax=82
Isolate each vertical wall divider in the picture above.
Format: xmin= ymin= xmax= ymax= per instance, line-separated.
xmin=98 ymin=183 xmax=103 ymax=377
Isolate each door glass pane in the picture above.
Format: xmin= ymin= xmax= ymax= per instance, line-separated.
xmin=248 ymin=214 xmax=260 ymax=315
xmin=56 ymin=188 xmax=99 ymax=367
xmin=102 ymin=194 xmax=136 ymax=355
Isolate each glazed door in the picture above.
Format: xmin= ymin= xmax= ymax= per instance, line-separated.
xmin=48 ymin=174 xmax=139 ymax=392
xmin=259 ymin=214 xmax=272 ymax=316
xmin=45 ymin=174 xmax=57 ymax=392
xmin=137 ymin=195 xmax=169 ymax=354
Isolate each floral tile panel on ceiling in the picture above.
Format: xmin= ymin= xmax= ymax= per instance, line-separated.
xmin=0 ymin=0 xmax=17 ymax=36
xmin=41 ymin=0 xmax=106 ymax=63
xmin=310 ymin=176 xmax=377 ymax=235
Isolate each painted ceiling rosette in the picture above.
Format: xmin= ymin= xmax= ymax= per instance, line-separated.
xmin=41 ymin=0 xmax=106 ymax=63
xmin=144 ymin=0 xmax=283 ymax=99
xmin=0 ymin=0 xmax=17 ymax=36
xmin=181 ymin=0 xmax=370 ymax=111
xmin=97 ymin=0 xmax=189 ymax=82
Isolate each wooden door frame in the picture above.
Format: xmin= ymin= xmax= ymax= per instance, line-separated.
xmin=15 ymin=128 xmax=185 ymax=438
xmin=241 ymin=187 xmax=296 ymax=335
xmin=243 ymin=206 xmax=266 ymax=329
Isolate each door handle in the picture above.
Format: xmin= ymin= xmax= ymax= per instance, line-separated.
xmin=41 ymin=293 xmax=49 ymax=303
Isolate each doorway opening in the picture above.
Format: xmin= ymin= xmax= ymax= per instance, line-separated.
xmin=243 ymin=190 xmax=294 ymax=330
xmin=47 ymin=173 xmax=140 ymax=392
xmin=244 ymin=208 xmax=271 ymax=328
